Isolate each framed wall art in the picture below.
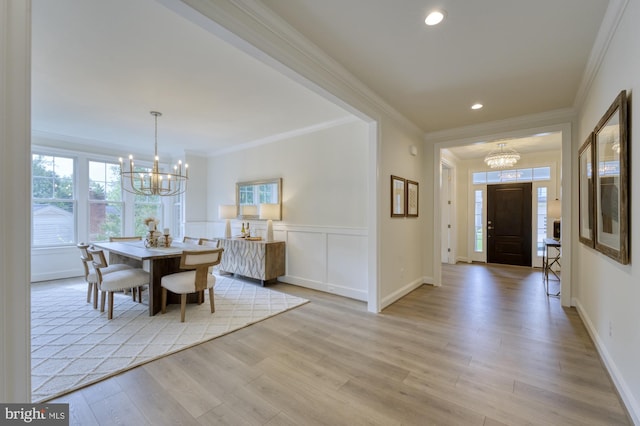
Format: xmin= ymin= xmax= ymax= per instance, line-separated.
xmin=391 ymin=175 xmax=406 ymax=217
xmin=593 ymin=90 xmax=629 ymax=264
xmin=406 ymin=180 xmax=419 ymax=217
xmin=578 ymin=133 xmax=595 ymax=247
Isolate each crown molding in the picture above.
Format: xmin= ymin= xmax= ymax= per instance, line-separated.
xmin=209 ymin=116 xmax=360 ymax=157
xmin=573 ymin=0 xmax=630 ymax=109
xmin=424 ymin=107 xmax=576 ymax=144
xmin=170 ymin=0 xmax=423 ymax=138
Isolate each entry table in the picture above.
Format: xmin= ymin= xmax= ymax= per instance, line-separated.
xmin=542 ymin=238 xmax=561 ymax=296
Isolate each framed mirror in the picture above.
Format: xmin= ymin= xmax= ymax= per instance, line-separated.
xmin=236 ymin=178 xmax=282 ymax=220
xmin=593 ymin=90 xmax=628 ymax=264
xmin=578 ymin=133 xmax=594 ymax=247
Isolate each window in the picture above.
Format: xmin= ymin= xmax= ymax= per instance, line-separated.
xmin=172 ymin=197 xmax=183 ymax=238
xmin=32 ymin=154 xmax=76 ymax=246
xmin=536 ymin=187 xmax=548 ymax=257
xmin=134 ymin=193 xmax=163 ymax=237
xmin=88 ymin=160 xmax=123 ymax=241
xmin=472 ymin=167 xmax=551 ymax=184
xmin=474 ymin=190 xmax=483 ymax=252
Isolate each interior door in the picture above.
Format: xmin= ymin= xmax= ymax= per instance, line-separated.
xmin=487 ymin=183 xmax=532 ymax=266
xmin=441 ymin=165 xmax=453 ymax=263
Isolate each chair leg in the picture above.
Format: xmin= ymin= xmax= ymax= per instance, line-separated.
xmin=93 ymin=285 xmax=99 ymax=309
xmin=108 ymin=292 xmax=114 ymax=320
xmin=131 ymin=287 xmax=137 ymax=302
xmin=209 ymin=288 xmax=215 ymax=313
xmin=87 ymin=282 xmax=92 ymax=303
xmin=100 ymin=290 xmax=106 ymax=312
xmin=180 ymin=294 xmax=186 ymax=322
xmin=161 ymin=288 xmax=167 ymax=314
xmin=137 ymin=286 xmax=143 ymax=303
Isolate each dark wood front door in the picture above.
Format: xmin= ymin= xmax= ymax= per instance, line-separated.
xmin=487 ymin=183 xmax=532 ymax=266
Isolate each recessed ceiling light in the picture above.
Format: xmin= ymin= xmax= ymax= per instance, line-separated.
xmin=471 ymin=103 xmax=483 ymax=110
xmin=425 ymin=10 xmax=445 ymax=26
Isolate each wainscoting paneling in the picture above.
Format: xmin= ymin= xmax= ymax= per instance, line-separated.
xmin=326 ymin=233 xmax=368 ymax=300
xmin=202 ymin=221 xmax=369 ymax=301
xmin=33 ymin=222 xmax=369 ymax=303
xmin=31 ymin=246 xmax=82 ymax=282
xmin=286 ymin=230 xmax=327 ymax=284
xmin=281 ymin=225 xmax=368 ymax=301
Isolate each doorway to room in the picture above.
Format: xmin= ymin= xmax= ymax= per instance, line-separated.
xmin=433 ymin=123 xmax=572 ymax=306
xmin=487 ymin=182 xmax=532 ymax=267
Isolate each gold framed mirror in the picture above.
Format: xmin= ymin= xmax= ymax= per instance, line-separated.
xmin=236 ymin=178 xmax=282 ymax=220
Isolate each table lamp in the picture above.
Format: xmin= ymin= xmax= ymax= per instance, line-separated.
xmin=240 ymin=204 xmax=258 ymax=218
xmin=218 ymin=204 xmax=237 ymax=239
xmin=547 ymin=199 xmax=561 ymax=240
xmin=259 ymin=203 xmax=280 ymax=242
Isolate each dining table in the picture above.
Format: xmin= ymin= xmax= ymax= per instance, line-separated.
xmin=92 ymin=240 xmax=210 ymax=316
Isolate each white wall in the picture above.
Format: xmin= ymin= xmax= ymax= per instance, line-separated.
xmin=380 ymin=121 xmax=430 ymax=306
xmin=1 ymin=0 xmax=32 ymax=402
xmin=204 ymin=120 xmax=372 ymax=301
xmin=573 ymin=0 xmax=640 ymax=421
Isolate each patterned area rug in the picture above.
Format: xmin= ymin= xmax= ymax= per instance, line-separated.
xmin=31 ymin=275 xmax=308 ymax=402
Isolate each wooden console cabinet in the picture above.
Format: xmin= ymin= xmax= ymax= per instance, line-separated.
xmin=217 ymin=238 xmax=285 ymax=285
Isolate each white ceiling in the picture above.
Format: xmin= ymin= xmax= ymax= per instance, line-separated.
xmin=31 ymin=0 xmax=353 ymax=157
xmin=32 ymin=0 xmax=609 ymax=159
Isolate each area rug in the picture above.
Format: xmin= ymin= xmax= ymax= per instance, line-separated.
xmin=31 ymin=275 xmax=308 ymax=402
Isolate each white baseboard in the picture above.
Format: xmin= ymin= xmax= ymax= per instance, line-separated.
xmin=380 ymin=277 xmax=425 ymax=310
xmin=281 ymin=275 xmax=367 ymax=301
xmin=31 ymin=269 xmax=82 ymax=283
xmin=575 ymin=299 xmax=640 ymax=425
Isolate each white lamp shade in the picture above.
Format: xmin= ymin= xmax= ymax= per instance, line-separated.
xmin=259 ymin=203 xmax=280 ymax=220
xmin=547 ymin=199 xmax=561 ymax=219
xmin=240 ymin=204 xmax=258 ymax=216
xmin=218 ymin=204 xmax=237 ymax=219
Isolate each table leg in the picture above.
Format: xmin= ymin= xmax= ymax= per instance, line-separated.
xmin=148 ymin=257 xmax=181 ymax=316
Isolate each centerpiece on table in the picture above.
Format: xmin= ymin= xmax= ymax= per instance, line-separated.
xmin=143 ymin=217 xmax=162 ymax=248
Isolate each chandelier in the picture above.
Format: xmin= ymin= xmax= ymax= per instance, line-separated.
xmin=119 ymin=111 xmax=188 ymax=196
xmin=484 ymin=143 xmax=520 ymax=169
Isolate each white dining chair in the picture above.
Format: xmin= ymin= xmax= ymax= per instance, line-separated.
xmin=77 ymin=243 xmax=133 ymax=309
xmin=161 ymin=248 xmax=224 ymax=322
xmin=88 ymin=248 xmax=150 ymax=320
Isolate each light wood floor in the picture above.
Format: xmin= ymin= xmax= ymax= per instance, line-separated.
xmin=49 ymin=263 xmax=630 ymax=425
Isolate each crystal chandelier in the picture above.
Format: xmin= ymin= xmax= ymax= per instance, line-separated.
xmin=484 ymin=143 xmax=521 ymax=169
xmin=119 ymin=111 xmax=188 ymax=196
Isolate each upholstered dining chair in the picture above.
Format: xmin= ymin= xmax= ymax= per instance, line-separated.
xmin=88 ymin=248 xmax=150 ymax=320
xmin=198 ymin=238 xmax=220 ymax=247
xmin=198 ymin=238 xmax=221 ymax=275
xmin=77 ymin=243 xmax=133 ymax=309
xmin=161 ymin=248 xmax=224 ymax=322
xmin=182 ymin=236 xmax=200 ymax=245
xmin=109 ymin=236 xmax=145 ymax=301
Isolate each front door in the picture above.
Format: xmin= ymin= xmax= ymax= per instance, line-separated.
xmin=487 ymin=183 xmax=532 ymax=266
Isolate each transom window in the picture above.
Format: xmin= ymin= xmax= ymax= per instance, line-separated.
xmin=472 ymin=167 xmax=551 ymax=184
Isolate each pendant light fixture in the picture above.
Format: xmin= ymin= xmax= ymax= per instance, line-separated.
xmin=484 ymin=143 xmax=521 ymax=169
xmin=119 ymin=111 xmax=188 ymax=196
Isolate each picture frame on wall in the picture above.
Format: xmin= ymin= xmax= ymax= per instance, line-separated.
xmin=593 ymin=90 xmax=629 ymax=264
xmin=390 ymin=175 xmax=406 ymax=217
xmin=578 ymin=133 xmax=595 ymax=247
xmin=406 ymin=180 xmax=419 ymax=217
